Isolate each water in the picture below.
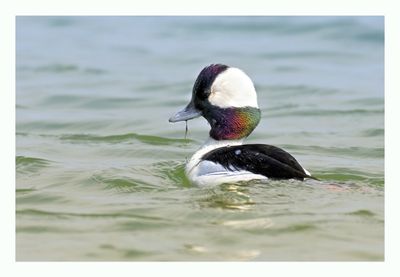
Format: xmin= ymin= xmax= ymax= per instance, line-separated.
xmin=16 ymin=16 xmax=384 ymax=261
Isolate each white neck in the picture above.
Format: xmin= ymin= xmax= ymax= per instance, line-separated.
xmin=201 ymin=137 xmax=244 ymax=149
xmin=186 ymin=137 xmax=244 ymax=177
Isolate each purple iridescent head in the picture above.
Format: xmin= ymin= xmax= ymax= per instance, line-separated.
xmin=169 ymin=64 xmax=261 ymax=140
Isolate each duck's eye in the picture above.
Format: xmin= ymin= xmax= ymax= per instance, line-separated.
xmin=197 ymin=89 xmax=210 ymax=100
xmin=193 ymin=77 xmax=210 ymax=100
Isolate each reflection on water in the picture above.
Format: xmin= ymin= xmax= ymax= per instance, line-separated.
xmin=197 ymin=183 xmax=255 ymax=210
xmin=218 ymin=218 xmax=274 ymax=229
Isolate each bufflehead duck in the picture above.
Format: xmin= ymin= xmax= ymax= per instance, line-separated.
xmin=169 ymin=64 xmax=316 ymax=185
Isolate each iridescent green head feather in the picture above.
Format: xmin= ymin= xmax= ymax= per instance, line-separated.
xmin=204 ymin=106 xmax=261 ymax=140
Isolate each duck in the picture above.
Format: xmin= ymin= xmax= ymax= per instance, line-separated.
xmin=169 ymin=64 xmax=316 ymax=186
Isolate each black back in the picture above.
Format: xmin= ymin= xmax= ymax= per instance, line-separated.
xmin=201 ymin=144 xmax=312 ymax=180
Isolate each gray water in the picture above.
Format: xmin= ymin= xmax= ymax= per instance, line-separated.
xmin=16 ymin=16 xmax=384 ymax=261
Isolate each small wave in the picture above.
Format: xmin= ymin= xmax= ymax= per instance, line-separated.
xmin=92 ymin=172 xmax=160 ymax=193
xmin=355 ymin=31 xmax=384 ymax=43
xmin=16 ymin=132 xmax=29 ymax=137
xmin=361 ymin=128 xmax=384 ymax=137
xmin=91 ymin=160 xmax=191 ymax=193
xmin=260 ymin=85 xmax=339 ymax=97
xmin=184 ymin=17 xmax=368 ymax=37
xmin=19 ymin=63 xmax=107 ymax=75
xmin=122 ymin=248 xmax=153 ymax=259
xmin=47 ymin=17 xmax=76 ymax=27
xmin=281 ymin=145 xmax=384 ymax=159
xmin=343 ymin=97 xmax=383 ymax=107
xmin=16 ymin=208 xmax=164 ymax=221
xmin=40 ymin=94 xmax=88 ymax=106
xmin=16 ymin=104 xmax=28 ymax=110
xmin=16 ymin=188 xmax=37 ymax=195
xmin=258 ymin=50 xmax=361 ymax=61
xmin=326 ymin=29 xmax=384 ymax=44
xmin=17 ymin=225 xmax=71 ymax=234
xmin=267 ymin=108 xmax=383 ymax=118
xmin=35 ymin=64 xmax=79 ymax=73
xmin=59 ymin=133 xmax=193 ymax=146
xmin=217 ymin=218 xmax=274 ymax=230
xmin=272 ymin=65 xmax=300 ymax=72
xmin=16 ymin=156 xmax=52 ymax=174
xmin=79 ymin=97 xmax=146 ymax=109
xmin=17 ymin=188 xmax=69 ymax=204
xmin=347 ymin=209 xmax=375 ymax=217
xmin=265 ymin=103 xmax=298 ymax=112
xmin=314 ymin=169 xmax=384 ymax=187
xmin=151 ymin=161 xmax=192 ymax=187
xmin=229 ymin=220 xmax=317 ymax=235
xmin=275 ymin=223 xmax=317 ymax=233
xmin=18 ymin=121 xmax=111 ymax=131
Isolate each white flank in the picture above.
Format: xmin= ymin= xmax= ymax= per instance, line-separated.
xmin=186 ymin=138 xmax=267 ymax=186
xmin=302 ymin=167 xmax=311 ymax=176
xmin=208 ymin=67 xmax=259 ymax=108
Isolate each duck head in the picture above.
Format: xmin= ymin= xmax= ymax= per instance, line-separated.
xmin=169 ymin=64 xmax=261 ymax=140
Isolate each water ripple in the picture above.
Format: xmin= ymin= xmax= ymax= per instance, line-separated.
xmin=16 ymin=208 xmax=166 ymax=221
xmin=18 ymin=63 xmax=107 ymax=75
xmin=267 ymin=108 xmax=383 ymax=118
xmin=16 ymin=156 xmax=53 ymax=174
xmin=281 ymin=144 xmax=383 ymax=158
xmin=91 ymin=171 xmax=162 ymax=193
xmin=59 ymin=133 xmax=193 ymax=145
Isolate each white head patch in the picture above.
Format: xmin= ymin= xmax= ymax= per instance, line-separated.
xmin=208 ymin=67 xmax=258 ymax=108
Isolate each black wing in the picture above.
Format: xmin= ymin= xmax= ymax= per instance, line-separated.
xmin=201 ymin=144 xmax=313 ymax=180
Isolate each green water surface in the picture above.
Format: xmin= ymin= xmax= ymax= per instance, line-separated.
xmin=16 ymin=16 xmax=384 ymax=261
